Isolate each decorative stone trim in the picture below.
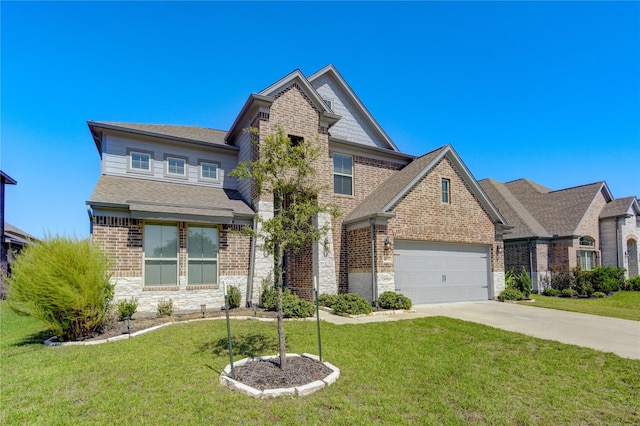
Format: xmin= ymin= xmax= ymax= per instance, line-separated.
xmin=142 ymin=286 xmax=179 ymax=292
xmin=185 ymin=285 xmax=219 ymax=290
xmin=220 ymin=353 xmax=340 ymax=399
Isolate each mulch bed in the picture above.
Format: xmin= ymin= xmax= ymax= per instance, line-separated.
xmin=234 ymin=356 xmax=334 ymax=390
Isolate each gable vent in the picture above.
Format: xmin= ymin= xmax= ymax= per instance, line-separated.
xmin=323 ymin=99 xmax=332 ymax=109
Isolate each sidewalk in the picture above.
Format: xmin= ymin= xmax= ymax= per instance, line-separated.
xmin=319 ymin=301 xmax=640 ymax=360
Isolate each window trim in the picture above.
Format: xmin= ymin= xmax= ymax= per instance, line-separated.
xmin=333 ymin=153 xmax=354 ymax=196
xmin=126 ymin=148 xmax=154 ymax=175
xmin=441 ymin=178 xmax=451 ymax=204
xmin=186 ymin=224 xmax=219 ymax=287
xmin=198 ymin=159 xmax=221 ymax=183
xmin=164 ymin=154 xmax=188 ymax=179
xmin=143 ymin=222 xmax=179 ymax=288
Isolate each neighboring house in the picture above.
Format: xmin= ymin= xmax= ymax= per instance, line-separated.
xmin=3 ymin=222 xmax=37 ymax=262
xmin=87 ymin=65 xmax=509 ymax=313
xmin=479 ymin=178 xmax=640 ymax=292
xmin=1 ymin=171 xmax=18 ymax=298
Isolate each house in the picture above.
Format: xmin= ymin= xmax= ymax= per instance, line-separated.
xmin=87 ymin=65 xmax=509 ymax=313
xmin=1 ymin=170 xmax=18 ymax=298
xmin=479 ymin=178 xmax=640 ymax=292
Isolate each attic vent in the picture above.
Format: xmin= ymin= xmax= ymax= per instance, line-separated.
xmin=323 ymin=99 xmax=332 ymax=109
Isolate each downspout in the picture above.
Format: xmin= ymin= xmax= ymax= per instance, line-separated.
xmin=370 ymin=218 xmax=378 ymax=308
xmin=528 ymin=239 xmax=534 ymax=289
xmin=246 ymin=215 xmax=257 ymax=307
xmin=615 ymin=217 xmax=620 ymax=268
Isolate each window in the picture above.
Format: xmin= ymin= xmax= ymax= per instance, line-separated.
xmin=333 ymin=153 xmax=353 ymax=196
xmin=144 ymin=223 xmax=178 ymax=286
xmin=579 ymin=250 xmax=596 ymax=270
xmin=187 ymin=225 xmax=218 ymax=285
xmin=167 ymin=156 xmax=186 ymax=176
xmin=441 ymin=178 xmax=451 ymax=204
xmin=200 ymin=162 xmax=218 ymax=180
xmin=289 ymin=135 xmax=304 ymax=147
xmin=130 ymin=151 xmax=151 ymax=171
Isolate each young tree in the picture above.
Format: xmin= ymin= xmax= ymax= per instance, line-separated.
xmin=230 ymin=126 xmax=337 ymax=369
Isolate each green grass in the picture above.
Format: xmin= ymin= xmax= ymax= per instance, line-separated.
xmin=2 ymin=302 xmax=639 ymax=425
xmin=520 ymin=291 xmax=640 ymax=321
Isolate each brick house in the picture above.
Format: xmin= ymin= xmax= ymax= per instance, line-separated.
xmin=87 ymin=65 xmax=509 ymax=313
xmin=479 ymin=178 xmax=640 ymax=292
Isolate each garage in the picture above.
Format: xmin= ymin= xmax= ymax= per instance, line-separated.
xmin=394 ymin=240 xmax=491 ymax=304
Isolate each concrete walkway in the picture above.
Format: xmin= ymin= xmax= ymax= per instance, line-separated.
xmin=318 ymin=301 xmax=640 ymax=360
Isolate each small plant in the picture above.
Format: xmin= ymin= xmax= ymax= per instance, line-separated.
xmin=592 ymin=291 xmax=607 ymax=298
xmin=157 ymin=298 xmax=174 ymax=317
xmin=626 ymin=276 xmax=640 ymax=291
xmin=542 ymin=288 xmax=560 ymax=297
xmin=560 ymin=288 xmax=578 ymax=298
xmin=226 ymin=285 xmax=241 ymax=309
xmin=116 ymin=298 xmax=138 ymax=320
xmin=377 ymin=291 xmax=412 ymax=310
xmin=498 ymin=288 xmax=524 ymax=302
xmin=318 ymin=293 xmax=340 ymax=308
xmin=515 ymin=269 xmax=532 ymax=299
xmin=504 ymin=268 xmax=517 ymax=289
xmin=331 ymin=293 xmax=373 ymax=315
xmin=261 ymin=285 xmax=314 ymax=318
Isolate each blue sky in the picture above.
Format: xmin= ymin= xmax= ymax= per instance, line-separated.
xmin=2 ymin=1 xmax=639 ymax=239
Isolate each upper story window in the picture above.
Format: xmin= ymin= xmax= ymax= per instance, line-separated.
xmin=580 ymin=236 xmax=595 ymax=247
xmin=130 ymin=151 xmax=151 ymax=172
xmin=441 ymin=178 xmax=451 ymax=204
xmin=166 ymin=157 xmax=186 ymax=176
xmin=333 ymin=153 xmax=353 ymax=196
xmin=200 ymin=161 xmax=219 ymax=181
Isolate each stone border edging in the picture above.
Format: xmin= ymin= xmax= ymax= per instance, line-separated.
xmin=219 ymin=353 xmax=340 ymax=399
xmin=320 ymin=306 xmax=415 ymax=318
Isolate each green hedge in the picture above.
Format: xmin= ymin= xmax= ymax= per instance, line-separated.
xmin=331 ymin=293 xmax=372 ymax=316
xmin=377 ymin=291 xmax=412 ymax=310
xmin=498 ymin=288 xmax=524 ymax=302
xmin=260 ymin=286 xmax=314 ymax=318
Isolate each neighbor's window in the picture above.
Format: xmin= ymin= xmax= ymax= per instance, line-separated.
xmin=200 ymin=161 xmax=218 ymax=181
xmin=131 ymin=152 xmax=151 ymax=171
xmin=187 ymin=225 xmax=218 ymax=285
xmin=441 ymin=178 xmax=451 ymax=204
xmin=579 ymin=250 xmax=596 ymax=271
xmin=333 ymin=153 xmax=353 ymax=196
xmin=144 ymin=223 xmax=178 ymax=286
xmin=167 ymin=157 xmax=186 ymax=176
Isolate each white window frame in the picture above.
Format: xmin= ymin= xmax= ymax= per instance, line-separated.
xmin=441 ymin=178 xmax=451 ymax=204
xmin=579 ymin=250 xmax=596 ymax=271
xmin=143 ymin=222 xmax=179 ymax=287
xmin=127 ymin=149 xmax=153 ymax=175
xmin=186 ymin=224 xmax=219 ymax=287
xmin=198 ymin=160 xmax=220 ymax=183
xmin=333 ymin=153 xmax=354 ymax=196
xmin=166 ymin=156 xmax=186 ymax=177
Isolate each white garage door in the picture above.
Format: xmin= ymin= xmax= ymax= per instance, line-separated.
xmin=394 ymin=240 xmax=490 ymax=304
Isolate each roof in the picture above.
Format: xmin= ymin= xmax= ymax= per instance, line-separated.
xmin=345 ymin=145 xmax=508 ymax=227
xmin=600 ymin=196 xmax=640 ymax=219
xmin=1 ymin=171 xmax=17 ymax=185
xmin=480 ymin=178 xmax=614 ymax=239
xmin=87 ymin=121 xmax=232 ymax=153
xmin=87 ymin=175 xmax=254 ymax=223
xmin=4 ymin=222 xmax=37 ymax=246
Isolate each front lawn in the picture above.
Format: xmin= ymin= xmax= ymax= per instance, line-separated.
xmin=519 ymin=291 xmax=640 ymax=321
xmin=1 ymin=302 xmax=639 ymax=425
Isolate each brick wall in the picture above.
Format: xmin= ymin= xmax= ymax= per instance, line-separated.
xmin=219 ymin=224 xmax=251 ymax=277
xmin=92 ymin=216 xmax=143 ymax=277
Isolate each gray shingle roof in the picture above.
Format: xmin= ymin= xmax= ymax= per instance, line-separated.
xmin=91 ymin=122 xmax=229 ymax=146
xmin=87 ymin=175 xmax=254 ymax=222
xmin=4 ymin=222 xmax=37 ymax=245
xmin=600 ymin=197 xmax=639 ymax=219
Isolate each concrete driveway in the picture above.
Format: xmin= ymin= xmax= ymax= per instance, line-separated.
xmin=319 ymin=301 xmax=640 ymax=360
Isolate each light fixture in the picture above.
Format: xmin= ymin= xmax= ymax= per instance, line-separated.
xmin=201 ymin=304 xmax=207 ymax=318
xmin=496 ymin=245 xmax=503 ymax=254
xmin=384 ymin=237 xmax=392 ymax=250
xmin=124 ymin=317 xmax=131 ymax=335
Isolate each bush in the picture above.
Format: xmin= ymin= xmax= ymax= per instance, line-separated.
xmin=550 ymin=270 xmax=573 ymax=290
xmin=504 ymin=269 xmax=517 ymax=290
xmin=318 ymin=293 xmax=340 ymax=308
xmin=6 ymin=236 xmax=114 ymax=341
xmin=542 ymin=288 xmax=560 ymax=297
xmin=592 ymin=291 xmax=607 ymax=298
xmin=498 ymin=288 xmax=524 ymax=302
xmin=261 ymin=285 xmax=314 ymax=318
xmin=560 ymin=288 xmax=578 ymax=298
xmin=332 ymin=293 xmax=373 ymax=315
xmin=226 ymin=285 xmax=241 ymax=309
xmin=157 ymin=299 xmax=174 ymax=317
xmin=626 ymin=276 xmax=640 ymax=291
xmin=116 ymin=298 xmax=138 ymax=320
xmin=515 ymin=270 xmax=532 ymax=299
xmin=377 ymin=291 xmax=412 ymax=310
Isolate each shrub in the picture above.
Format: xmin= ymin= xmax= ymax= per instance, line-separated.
xmin=515 ymin=270 xmax=532 ymax=299
xmin=550 ymin=270 xmax=573 ymax=290
xmin=226 ymin=285 xmax=241 ymax=309
xmin=626 ymin=276 xmax=640 ymax=291
xmin=498 ymin=288 xmax=524 ymax=302
xmin=318 ymin=293 xmax=340 ymax=308
xmin=116 ymin=298 xmax=138 ymax=320
xmin=332 ymin=293 xmax=373 ymax=315
xmin=261 ymin=285 xmax=314 ymax=318
xmin=588 ymin=266 xmax=625 ymax=294
xmin=542 ymin=288 xmax=560 ymax=297
xmin=560 ymin=288 xmax=578 ymax=298
xmin=504 ymin=269 xmax=517 ymax=290
xmin=157 ymin=299 xmax=174 ymax=317
xmin=592 ymin=291 xmax=607 ymax=298
xmin=377 ymin=291 xmax=412 ymax=310
xmin=6 ymin=236 xmax=114 ymax=341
